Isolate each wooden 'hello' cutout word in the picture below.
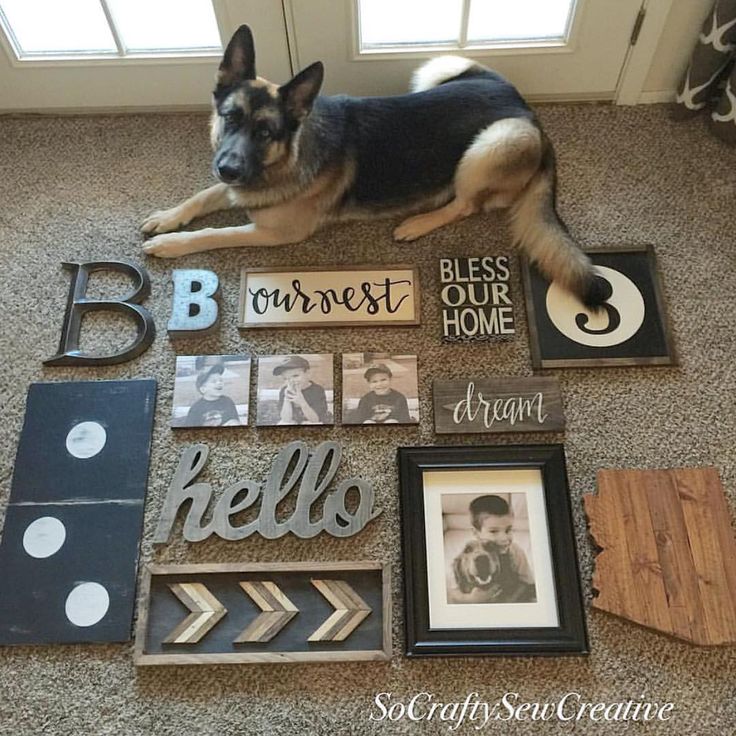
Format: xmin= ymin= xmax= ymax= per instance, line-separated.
xmin=153 ymin=441 xmax=381 ymax=543
xmin=585 ymin=467 xmax=736 ymax=646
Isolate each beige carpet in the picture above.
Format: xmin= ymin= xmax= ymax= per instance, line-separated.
xmin=0 ymin=103 xmax=735 ymax=735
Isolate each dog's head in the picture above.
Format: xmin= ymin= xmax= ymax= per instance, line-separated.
xmin=452 ymin=539 xmax=502 ymax=595
xmin=209 ymin=25 xmax=324 ymax=186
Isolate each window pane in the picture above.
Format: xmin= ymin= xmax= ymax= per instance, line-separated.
xmin=359 ymin=0 xmax=462 ymax=47
xmin=467 ymin=0 xmax=574 ymax=42
xmin=0 ymin=0 xmax=116 ymax=53
xmin=107 ymin=0 xmax=221 ymax=52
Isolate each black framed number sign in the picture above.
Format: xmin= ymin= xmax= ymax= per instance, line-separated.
xmin=397 ymin=444 xmax=588 ymax=657
xmin=522 ymin=246 xmax=676 ymax=368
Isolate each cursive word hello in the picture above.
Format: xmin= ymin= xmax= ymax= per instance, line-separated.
xmin=153 ymin=441 xmax=380 ymax=543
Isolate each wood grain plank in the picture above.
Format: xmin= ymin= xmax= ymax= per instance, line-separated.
xmin=677 ymin=469 xmax=736 ymax=644
xmin=701 ymin=468 xmax=736 ymax=626
xmin=586 ymin=468 xmax=736 ymax=646
xmin=644 ymin=471 xmax=707 ymax=643
xmin=590 ymin=471 xmax=644 ymax=623
xmin=617 ymin=472 xmax=672 ymax=634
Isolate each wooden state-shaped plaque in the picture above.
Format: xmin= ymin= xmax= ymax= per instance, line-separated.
xmin=584 ymin=467 xmax=736 ymax=646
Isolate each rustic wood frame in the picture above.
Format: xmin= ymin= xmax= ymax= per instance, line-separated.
xmin=134 ymin=561 xmax=392 ymax=665
xmin=521 ymin=245 xmax=677 ymax=369
xmin=398 ymin=444 xmax=588 ymax=657
xmin=238 ymin=264 xmax=421 ymax=329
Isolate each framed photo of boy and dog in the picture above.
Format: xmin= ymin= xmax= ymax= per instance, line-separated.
xmin=398 ymin=444 xmax=588 ymax=657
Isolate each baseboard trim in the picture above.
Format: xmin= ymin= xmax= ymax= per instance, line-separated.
xmin=0 ymin=104 xmax=212 ymax=116
xmin=637 ymin=90 xmax=676 ymax=104
xmin=0 ymin=91 xmax=675 ymax=116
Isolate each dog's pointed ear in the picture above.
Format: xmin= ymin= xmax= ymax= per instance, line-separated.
xmin=217 ymin=25 xmax=256 ymax=86
xmin=279 ymin=62 xmax=324 ymax=120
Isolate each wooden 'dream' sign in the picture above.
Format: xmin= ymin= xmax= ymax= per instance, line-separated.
xmin=433 ymin=377 xmax=565 ymax=434
xmin=585 ymin=467 xmax=736 ymax=646
xmin=238 ymin=264 xmax=420 ymax=329
xmin=134 ymin=562 xmax=392 ymax=665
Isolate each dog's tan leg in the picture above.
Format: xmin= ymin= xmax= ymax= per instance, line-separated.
xmin=141 ymin=183 xmax=233 ymax=235
xmin=393 ymin=198 xmax=477 ymax=242
xmin=144 ymin=196 xmax=323 ymax=257
xmin=393 ymin=118 xmax=541 ymax=242
xmin=143 ymin=223 xmax=308 ymax=258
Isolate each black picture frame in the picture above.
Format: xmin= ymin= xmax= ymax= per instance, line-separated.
xmin=398 ymin=444 xmax=588 ymax=657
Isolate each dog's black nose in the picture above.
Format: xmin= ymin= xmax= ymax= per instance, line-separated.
xmin=216 ymin=162 xmax=241 ymax=183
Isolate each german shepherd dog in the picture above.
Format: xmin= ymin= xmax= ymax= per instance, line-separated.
xmin=453 ymin=539 xmax=502 ymax=597
xmin=142 ymin=25 xmax=605 ymax=306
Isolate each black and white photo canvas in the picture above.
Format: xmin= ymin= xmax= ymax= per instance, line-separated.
xmin=256 ymin=354 xmax=334 ymax=426
xmin=424 ymin=468 xmax=558 ymax=630
xmin=0 ymin=380 xmax=156 ymax=645
xmin=171 ymin=355 xmax=250 ymax=428
xmin=342 ymin=353 xmax=419 ymax=425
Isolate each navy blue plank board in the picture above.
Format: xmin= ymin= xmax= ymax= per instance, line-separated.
xmin=0 ymin=380 xmax=156 ymax=645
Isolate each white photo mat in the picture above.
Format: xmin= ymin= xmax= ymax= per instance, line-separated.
xmin=423 ymin=468 xmax=559 ymax=630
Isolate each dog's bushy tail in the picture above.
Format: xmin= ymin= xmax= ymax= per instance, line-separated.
xmin=508 ymin=139 xmax=606 ymax=308
xmin=411 ymin=56 xmax=483 ymax=92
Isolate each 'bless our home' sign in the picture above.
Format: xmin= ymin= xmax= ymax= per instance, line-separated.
xmin=239 ymin=265 xmax=420 ymax=329
xmin=439 ymin=256 xmax=515 ymax=342
xmin=433 ymin=377 xmax=565 ymax=434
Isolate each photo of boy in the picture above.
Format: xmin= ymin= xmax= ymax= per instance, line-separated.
xmin=171 ymin=356 xmax=250 ymax=428
xmin=446 ymin=493 xmax=536 ymax=605
xmin=256 ymin=354 xmax=334 ymax=426
xmin=354 ymin=364 xmax=410 ymax=424
xmin=342 ymin=354 xmax=419 ymax=425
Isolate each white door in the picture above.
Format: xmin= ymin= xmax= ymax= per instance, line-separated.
xmin=0 ymin=0 xmax=291 ymax=112
xmin=285 ymin=0 xmax=649 ymax=100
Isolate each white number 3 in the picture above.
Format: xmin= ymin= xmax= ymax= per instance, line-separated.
xmin=545 ymin=266 xmax=646 ymax=347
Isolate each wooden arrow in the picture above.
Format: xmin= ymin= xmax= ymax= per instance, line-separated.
xmin=235 ymin=581 xmax=299 ymax=643
xmin=308 ymin=579 xmax=371 ymax=642
xmin=163 ymin=583 xmax=227 ymax=644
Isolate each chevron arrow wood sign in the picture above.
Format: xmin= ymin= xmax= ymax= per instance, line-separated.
xmin=164 ymin=583 xmax=227 ymax=644
xmin=309 ymin=580 xmax=372 ymax=642
xmin=135 ymin=562 xmax=391 ymax=665
xmin=236 ymin=582 xmax=298 ymax=643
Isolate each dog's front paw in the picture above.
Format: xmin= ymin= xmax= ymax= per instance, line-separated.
xmin=141 ymin=207 xmax=189 ymax=235
xmin=142 ymin=232 xmax=192 ymax=258
xmin=393 ymin=215 xmax=430 ymax=242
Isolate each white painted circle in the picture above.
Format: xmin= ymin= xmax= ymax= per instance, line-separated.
xmin=65 ymin=582 xmax=110 ymax=627
xmin=65 ymin=421 xmax=107 ymax=459
xmin=545 ymin=266 xmax=646 ymax=347
xmin=22 ymin=516 xmax=66 ymax=558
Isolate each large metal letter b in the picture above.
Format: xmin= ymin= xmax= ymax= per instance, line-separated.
xmin=44 ymin=259 xmax=155 ymax=366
